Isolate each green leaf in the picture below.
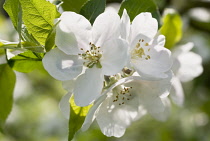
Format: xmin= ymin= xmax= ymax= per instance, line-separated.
xmin=45 ymin=21 xmax=60 ymax=52
xmin=159 ymin=9 xmax=182 ymax=49
xmin=80 ymin=0 xmax=106 ymax=24
xmin=8 ymin=51 xmax=43 ymax=73
xmin=61 ymin=0 xmax=88 ymax=13
xmin=119 ymin=0 xmax=158 ymax=21
xmin=3 ymin=0 xmax=20 ymax=29
xmin=19 ymin=0 xmax=60 ymax=45
xmin=69 ymin=96 xmax=92 ymax=141
xmin=0 ymin=64 xmax=16 ymax=131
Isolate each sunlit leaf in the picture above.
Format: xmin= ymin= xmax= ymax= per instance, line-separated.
xmin=0 ymin=64 xmax=16 ymax=132
xmin=61 ymin=0 xmax=88 ymax=13
xmin=3 ymin=0 xmax=20 ymax=29
xmin=80 ymin=0 xmax=106 ymax=24
xmin=19 ymin=0 xmax=60 ymax=45
xmin=119 ymin=0 xmax=158 ymax=21
xmin=8 ymin=51 xmax=43 ymax=73
xmin=69 ymin=96 xmax=92 ymax=141
xmin=160 ymin=9 xmax=183 ymax=49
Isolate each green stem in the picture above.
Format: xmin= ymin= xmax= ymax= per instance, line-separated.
xmin=4 ymin=49 xmax=8 ymax=63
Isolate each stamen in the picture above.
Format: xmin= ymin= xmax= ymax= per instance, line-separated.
xmin=78 ymin=43 xmax=102 ymax=68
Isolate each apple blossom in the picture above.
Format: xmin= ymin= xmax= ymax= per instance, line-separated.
xmin=81 ymin=73 xmax=172 ymax=137
xmin=43 ymin=11 xmax=128 ymax=106
xmin=120 ymin=9 xmax=173 ymax=79
xmin=170 ymin=42 xmax=203 ymax=106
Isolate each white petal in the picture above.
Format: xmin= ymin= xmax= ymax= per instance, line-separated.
xmin=42 ymin=48 xmax=83 ymax=81
xmin=131 ymin=12 xmax=158 ymax=42
xmin=128 ymin=74 xmax=172 ymax=99
xmin=152 ymin=35 xmax=166 ymax=46
xmin=132 ymin=45 xmax=173 ymax=79
xmin=96 ymin=95 xmax=146 ymax=137
xmin=150 ymin=97 xmax=171 ymax=121
xmin=96 ymin=100 xmax=127 ymax=137
xmin=123 ymin=77 xmax=171 ymax=121
xmin=101 ymin=38 xmax=128 ymax=75
xmin=140 ymin=94 xmax=165 ymax=120
xmin=170 ymin=76 xmax=184 ymax=106
xmin=59 ymin=93 xmax=71 ymax=119
xmin=92 ymin=12 xmax=121 ymax=47
xmin=56 ymin=12 xmax=92 ymax=55
xmin=81 ymin=77 xmax=145 ymax=131
xmin=73 ymin=68 xmax=103 ymax=106
xmin=62 ymin=79 xmax=75 ymax=92
xmin=81 ymin=94 xmax=107 ymax=131
xmin=121 ymin=9 xmax=130 ymax=40
xmin=172 ymin=57 xmax=181 ymax=75
xmin=177 ymin=52 xmax=203 ymax=82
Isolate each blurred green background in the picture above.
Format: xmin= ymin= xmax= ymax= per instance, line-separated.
xmin=0 ymin=0 xmax=210 ymax=141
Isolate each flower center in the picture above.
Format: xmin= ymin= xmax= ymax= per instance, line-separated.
xmin=131 ymin=39 xmax=151 ymax=60
xmin=112 ymin=86 xmax=133 ymax=106
xmin=79 ymin=42 xmax=102 ymax=68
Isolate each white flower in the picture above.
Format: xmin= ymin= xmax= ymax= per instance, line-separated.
xmin=43 ymin=11 xmax=128 ymax=106
xmin=170 ymin=42 xmax=203 ymax=106
xmin=120 ymin=9 xmax=173 ymax=79
xmin=81 ymin=73 xmax=172 ymax=137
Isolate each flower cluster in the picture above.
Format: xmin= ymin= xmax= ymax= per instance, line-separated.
xmin=43 ymin=9 xmax=174 ymax=137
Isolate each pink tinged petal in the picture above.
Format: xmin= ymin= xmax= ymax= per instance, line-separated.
xmin=101 ymin=38 xmax=128 ymax=75
xmin=42 ymin=48 xmax=83 ymax=81
xmin=131 ymin=12 xmax=158 ymax=42
xmin=170 ymin=76 xmax=184 ymax=106
xmin=92 ymin=12 xmax=121 ymax=47
xmin=121 ymin=9 xmax=131 ymax=40
xmin=73 ymin=68 xmax=103 ymax=106
xmin=56 ymin=12 xmax=92 ymax=55
xmin=59 ymin=93 xmax=72 ymax=119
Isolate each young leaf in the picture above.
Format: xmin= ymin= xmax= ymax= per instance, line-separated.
xmin=80 ymin=0 xmax=106 ymax=24
xmin=160 ymin=9 xmax=183 ymax=49
xmin=119 ymin=0 xmax=158 ymax=21
xmin=3 ymin=0 xmax=20 ymax=29
xmin=45 ymin=21 xmax=60 ymax=52
xmin=0 ymin=64 xmax=16 ymax=131
xmin=61 ymin=0 xmax=88 ymax=13
xmin=69 ymin=96 xmax=92 ymax=141
xmin=8 ymin=51 xmax=43 ymax=73
xmin=19 ymin=0 xmax=60 ymax=45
